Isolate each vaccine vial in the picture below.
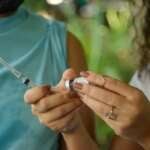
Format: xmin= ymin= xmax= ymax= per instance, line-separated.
xmin=64 ymin=77 xmax=89 ymax=91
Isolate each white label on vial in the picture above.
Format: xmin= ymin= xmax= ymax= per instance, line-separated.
xmin=73 ymin=77 xmax=89 ymax=85
xmin=64 ymin=77 xmax=89 ymax=90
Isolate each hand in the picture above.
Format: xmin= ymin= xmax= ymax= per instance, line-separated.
xmin=24 ymin=69 xmax=82 ymax=134
xmin=74 ymin=71 xmax=150 ymax=148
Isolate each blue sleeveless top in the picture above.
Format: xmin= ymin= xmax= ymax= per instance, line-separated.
xmin=0 ymin=7 xmax=68 ymax=150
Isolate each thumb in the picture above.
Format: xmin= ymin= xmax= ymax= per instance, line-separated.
xmin=57 ymin=68 xmax=78 ymax=90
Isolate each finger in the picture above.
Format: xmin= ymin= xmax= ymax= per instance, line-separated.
xmin=57 ymin=68 xmax=77 ymax=90
xmin=74 ymin=83 xmax=126 ymax=107
xmin=37 ymin=101 xmax=81 ymax=124
xmin=80 ymin=94 xmax=115 ymax=121
xmin=79 ymin=94 xmax=125 ymax=131
xmin=81 ymin=71 xmax=136 ymax=98
xmin=80 ymin=71 xmax=105 ymax=86
xmin=24 ymin=85 xmax=51 ymax=104
xmin=78 ymin=86 xmax=134 ymax=137
xmin=45 ymin=109 xmax=77 ymax=133
xmin=103 ymin=76 xmax=138 ymax=98
xmin=79 ymin=94 xmax=133 ymax=132
xmin=34 ymin=92 xmax=81 ymax=113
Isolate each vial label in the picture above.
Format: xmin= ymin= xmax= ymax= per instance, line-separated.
xmin=65 ymin=77 xmax=89 ymax=90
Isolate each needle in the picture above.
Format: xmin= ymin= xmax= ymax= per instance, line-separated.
xmin=0 ymin=57 xmax=35 ymax=88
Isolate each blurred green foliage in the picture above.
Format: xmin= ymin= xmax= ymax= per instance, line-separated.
xmin=24 ymin=0 xmax=137 ymax=148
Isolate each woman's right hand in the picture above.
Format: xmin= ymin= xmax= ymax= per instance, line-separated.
xmin=74 ymin=71 xmax=150 ymax=150
xmin=24 ymin=69 xmax=83 ymax=134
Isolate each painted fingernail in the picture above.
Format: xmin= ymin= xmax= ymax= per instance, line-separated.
xmin=73 ymin=83 xmax=83 ymax=90
xmin=80 ymin=71 xmax=90 ymax=77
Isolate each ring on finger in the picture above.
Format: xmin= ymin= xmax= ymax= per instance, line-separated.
xmin=105 ymin=106 xmax=118 ymax=121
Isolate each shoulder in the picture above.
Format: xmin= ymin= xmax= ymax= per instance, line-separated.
xmin=24 ymin=7 xmax=66 ymax=33
xmin=67 ymin=32 xmax=87 ymax=73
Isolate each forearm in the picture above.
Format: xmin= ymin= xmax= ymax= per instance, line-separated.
xmin=62 ymin=124 xmax=99 ymax=150
xmin=110 ymin=136 xmax=144 ymax=150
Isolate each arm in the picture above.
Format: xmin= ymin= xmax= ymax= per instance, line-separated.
xmin=73 ymin=71 xmax=150 ymax=150
xmin=109 ymin=72 xmax=148 ymax=150
xmin=61 ymin=32 xmax=99 ymax=150
xmin=67 ymin=32 xmax=95 ymax=138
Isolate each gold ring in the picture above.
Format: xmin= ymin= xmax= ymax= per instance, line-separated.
xmin=105 ymin=106 xmax=118 ymax=120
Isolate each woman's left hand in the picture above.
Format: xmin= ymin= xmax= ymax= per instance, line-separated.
xmin=74 ymin=71 xmax=150 ymax=146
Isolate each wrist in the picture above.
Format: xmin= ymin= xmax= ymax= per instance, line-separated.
xmin=61 ymin=119 xmax=99 ymax=150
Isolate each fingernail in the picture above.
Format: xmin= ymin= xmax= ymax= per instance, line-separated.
xmin=24 ymin=93 xmax=30 ymax=103
xmin=73 ymin=83 xmax=83 ymax=90
xmin=80 ymin=71 xmax=90 ymax=78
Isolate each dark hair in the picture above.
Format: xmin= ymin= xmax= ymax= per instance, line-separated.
xmin=133 ymin=0 xmax=150 ymax=72
xmin=0 ymin=0 xmax=24 ymax=14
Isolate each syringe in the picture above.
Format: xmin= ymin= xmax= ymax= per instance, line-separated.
xmin=0 ymin=57 xmax=35 ymax=88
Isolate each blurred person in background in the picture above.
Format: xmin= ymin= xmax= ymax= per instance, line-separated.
xmin=0 ymin=0 xmax=99 ymax=150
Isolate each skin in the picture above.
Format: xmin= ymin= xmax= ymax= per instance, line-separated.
xmin=73 ymin=71 xmax=150 ymax=150
xmin=24 ymin=33 xmax=99 ymax=150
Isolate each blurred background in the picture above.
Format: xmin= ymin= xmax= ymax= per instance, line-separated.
xmin=24 ymin=0 xmax=137 ymax=149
